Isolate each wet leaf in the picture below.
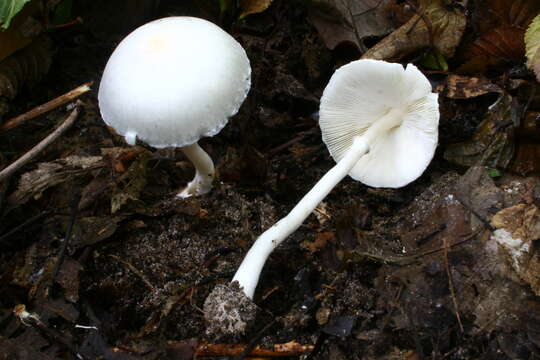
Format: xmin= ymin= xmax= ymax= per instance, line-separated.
xmin=111 ymin=152 xmax=149 ymax=213
xmin=362 ymin=0 xmax=466 ymax=61
xmin=0 ymin=0 xmax=32 ymax=29
xmin=321 ymin=315 xmax=356 ymax=338
xmin=444 ymin=95 xmax=518 ymax=169
xmin=239 ymin=0 xmax=273 ymax=18
xmin=309 ymin=0 xmax=395 ymax=51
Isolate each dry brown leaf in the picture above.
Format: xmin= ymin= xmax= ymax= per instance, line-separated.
xmin=445 ymin=74 xmax=501 ymax=99
xmin=491 ymin=203 xmax=540 ymax=296
xmin=474 ymin=0 xmax=540 ymax=33
xmin=460 ymin=0 xmax=540 ymax=71
xmin=111 ymin=151 xmax=149 ymax=214
xmin=7 ymin=155 xmax=104 ymax=207
xmin=467 ymin=26 xmax=525 ymax=62
xmin=239 ymin=0 xmax=273 ymax=18
xmin=362 ymin=0 xmax=466 ymax=61
xmin=309 ymin=0 xmax=395 ymax=51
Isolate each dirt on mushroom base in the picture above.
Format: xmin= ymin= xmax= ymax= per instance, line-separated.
xmin=1 ymin=1 xmax=540 ymax=359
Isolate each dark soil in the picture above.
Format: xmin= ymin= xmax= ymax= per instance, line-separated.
xmin=1 ymin=1 xmax=540 ymax=359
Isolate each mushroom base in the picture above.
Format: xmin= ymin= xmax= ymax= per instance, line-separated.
xmin=176 ymin=143 xmax=215 ymax=198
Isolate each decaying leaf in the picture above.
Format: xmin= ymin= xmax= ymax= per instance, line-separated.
xmin=7 ymin=155 xmax=104 ymax=207
xmin=0 ymin=35 xmax=52 ymax=109
xmin=511 ymin=111 xmax=540 ymax=175
xmin=444 ymin=94 xmax=518 ymax=169
xmin=444 ymin=74 xmax=501 ymax=99
xmin=239 ymin=0 xmax=273 ymax=18
xmin=70 ymin=216 xmax=122 ymax=248
xmin=491 ymin=203 xmax=540 ymax=296
xmin=309 ymin=0 xmax=395 ymax=52
xmin=111 ymin=151 xmax=149 ymax=213
xmin=362 ymin=0 xmax=466 ymax=61
xmin=0 ymin=0 xmax=32 ymax=29
xmin=525 ymin=13 xmax=540 ymax=68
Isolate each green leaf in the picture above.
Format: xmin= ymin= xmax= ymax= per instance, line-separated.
xmin=419 ymin=48 xmax=448 ymax=71
xmin=486 ymin=168 xmax=502 ymax=178
xmin=0 ymin=0 xmax=31 ymax=29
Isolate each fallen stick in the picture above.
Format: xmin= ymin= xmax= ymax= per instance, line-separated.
xmin=0 ymin=82 xmax=91 ymax=133
xmin=196 ymin=341 xmax=314 ymax=357
xmin=0 ymin=103 xmax=80 ymax=183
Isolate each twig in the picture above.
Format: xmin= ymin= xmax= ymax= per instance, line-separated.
xmin=235 ymin=319 xmax=278 ymax=360
xmin=0 ymin=82 xmax=91 ymax=133
xmin=267 ymin=127 xmax=318 ymax=157
xmin=196 ymin=340 xmax=313 ymax=357
xmin=442 ymin=237 xmax=464 ymax=333
xmin=14 ymin=304 xmax=85 ymax=359
xmin=356 ymin=229 xmax=483 ymax=266
xmin=51 ymin=192 xmax=81 ymax=286
xmin=108 ymin=254 xmax=156 ymax=292
xmin=0 ymin=103 xmax=81 ymax=183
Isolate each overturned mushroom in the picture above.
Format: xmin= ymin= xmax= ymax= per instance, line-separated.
xmin=98 ymin=16 xmax=251 ymax=197
xmin=232 ymin=59 xmax=439 ymax=299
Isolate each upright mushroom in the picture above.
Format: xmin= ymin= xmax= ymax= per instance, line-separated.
xmin=98 ymin=16 xmax=251 ymax=197
xmin=231 ymin=59 xmax=439 ymax=298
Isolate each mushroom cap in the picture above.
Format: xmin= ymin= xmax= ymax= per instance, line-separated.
xmin=98 ymin=17 xmax=251 ymax=148
xmin=319 ymin=59 xmax=439 ymax=188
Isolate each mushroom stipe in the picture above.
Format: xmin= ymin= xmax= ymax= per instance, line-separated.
xmin=98 ymin=17 xmax=251 ymax=198
xmin=229 ymin=59 xmax=439 ymax=299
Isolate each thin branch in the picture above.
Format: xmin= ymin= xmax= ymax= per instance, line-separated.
xmin=196 ymin=340 xmax=313 ymax=357
xmin=0 ymin=103 xmax=80 ymax=183
xmin=108 ymin=254 xmax=156 ymax=292
xmin=0 ymin=82 xmax=91 ymax=133
xmin=443 ymin=237 xmax=464 ymax=333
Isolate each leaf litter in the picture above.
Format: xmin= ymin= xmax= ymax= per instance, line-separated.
xmin=1 ymin=1 xmax=540 ymax=359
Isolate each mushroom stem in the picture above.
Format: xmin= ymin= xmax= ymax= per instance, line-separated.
xmin=232 ymin=136 xmax=369 ymax=298
xmin=177 ymin=143 xmax=215 ymax=198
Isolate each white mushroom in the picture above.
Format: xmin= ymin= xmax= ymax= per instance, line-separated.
xmin=98 ymin=16 xmax=251 ymax=198
xmin=232 ymin=59 xmax=439 ymax=298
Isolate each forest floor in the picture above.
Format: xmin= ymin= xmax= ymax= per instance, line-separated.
xmin=1 ymin=1 xmax=540 ymax=359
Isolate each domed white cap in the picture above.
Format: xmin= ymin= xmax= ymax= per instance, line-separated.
xmin=98 ymin=17 xmax=251 ymax=148
xmin=319 ymin=59 xmax=439 ymax=188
